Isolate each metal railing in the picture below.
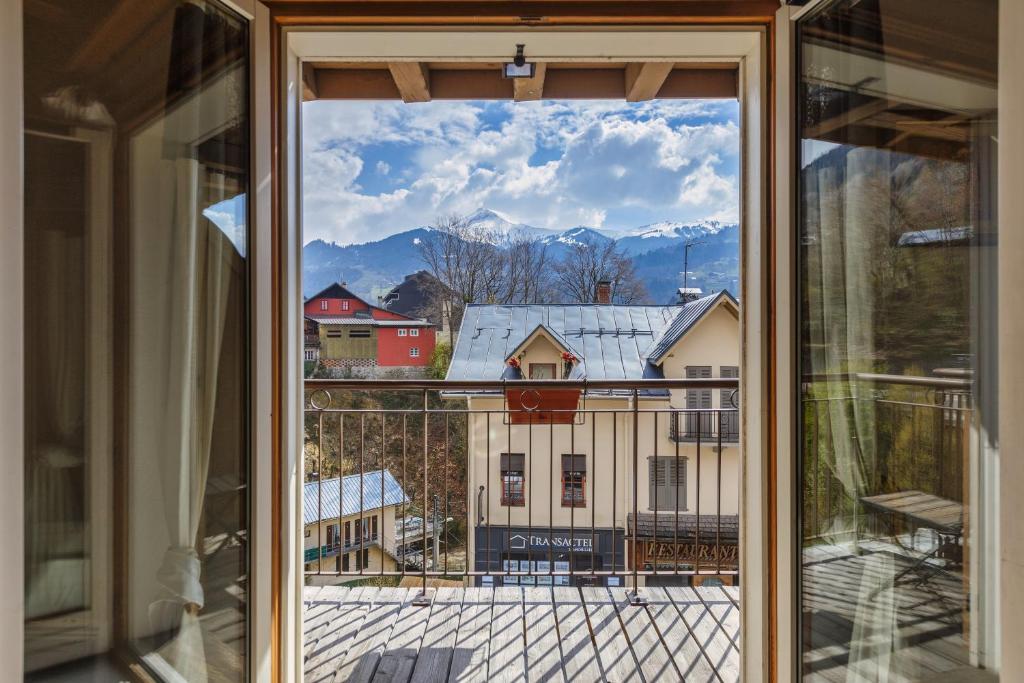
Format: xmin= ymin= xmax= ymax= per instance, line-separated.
xmin=801 ymin=372 xmax=973 ymax=543
xmin=302 ymin=377 xmax=740 ymax=603
xmin=670 ymin=410 xmax=740 ymax=443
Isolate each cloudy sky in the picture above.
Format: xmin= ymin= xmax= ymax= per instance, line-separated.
xmin=302 ymin=98 xmax=739 ymax=246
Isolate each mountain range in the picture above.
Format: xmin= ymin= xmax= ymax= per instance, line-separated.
xmin=303 ymin=208 xmax=739 ymax=304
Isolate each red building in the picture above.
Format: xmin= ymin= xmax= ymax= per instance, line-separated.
xmin=304 ymin=282 xmax=435 ymax=369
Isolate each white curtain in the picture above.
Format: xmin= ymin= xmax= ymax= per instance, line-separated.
xmin=145 ymin=4 xmax=237 ymax=678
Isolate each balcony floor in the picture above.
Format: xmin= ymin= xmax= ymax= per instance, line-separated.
xmin=303 ymin=584 xmax=740 ymax=682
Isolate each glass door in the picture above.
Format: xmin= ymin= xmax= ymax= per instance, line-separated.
xmin=795 ymin=0 xmax=999 ymax=679
xmin=22 ymin=1 xmax=251 ymax=680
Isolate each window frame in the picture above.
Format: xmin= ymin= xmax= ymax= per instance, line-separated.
xmin=500 ymin=453 xmax=526 ymax=507
xmin=529 ymin=363 xmax=557 ymax=380
xmin=560 ymin=454 xmax=587 ymax=508
xmin=397 ymin=328 xmax=407 ymax=336
xmin=409 ymin=346 xmax=419 ymax=358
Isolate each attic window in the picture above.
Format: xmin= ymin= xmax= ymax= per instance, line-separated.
xmin=320 ymin=300 xmax=328 ymax=311
xmin=349 ymin=329 xmax=371 ymax=338
xmin=326 ymin=329 xmax=342 ymax=338
xmin=341 ymin=300 xmax=350 ymax=311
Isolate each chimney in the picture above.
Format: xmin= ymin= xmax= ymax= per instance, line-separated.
xmin=596 ymin=280 xmax=612 ymax=304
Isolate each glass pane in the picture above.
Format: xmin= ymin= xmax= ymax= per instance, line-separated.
xmin=23 ymin=1 xmax=249 ymax=680
xmin=797 ymin=1 xmax=998 ymax=679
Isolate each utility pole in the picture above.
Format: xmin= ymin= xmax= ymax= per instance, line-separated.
xmin=682 ymin=239 xmax=706 ymax=301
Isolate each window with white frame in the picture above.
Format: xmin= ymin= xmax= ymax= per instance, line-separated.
xmin=409 ymin=347 xmax=419 ymax=358
xmin=341 ymin=300 xmax=350 ymax=311
xmin=410 ymin=328 xmax=419 ymax=337
xmin=320 ymin=300 xmax=327 ymax=310
xmin=398 ymin=328 xmax=407 ymax=336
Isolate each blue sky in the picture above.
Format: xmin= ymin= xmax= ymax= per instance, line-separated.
xmin=302 ymin=98 xmax=739 ymax=245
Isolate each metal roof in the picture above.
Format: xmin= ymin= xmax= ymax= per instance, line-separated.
xmin=447 ymin=303 xmax=683 ymax=382
xmin=303 ymin=469 xmax=409 ymax=526
xmin=307 ymin=316 xmax=432 ymax=327
xmin=648 ymin=291 xmax=738 ymax=364
xmin=447 ymin=293 xmax=737 ymax=384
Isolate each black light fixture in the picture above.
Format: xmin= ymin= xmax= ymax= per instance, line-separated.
xmin=502 ymin=44 xmax=536 ymax=79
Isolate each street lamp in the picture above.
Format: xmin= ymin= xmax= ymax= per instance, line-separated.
xmin=681 ymin=239 xmax=706 ymax=301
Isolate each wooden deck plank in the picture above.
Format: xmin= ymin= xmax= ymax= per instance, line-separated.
xmin=609 ymin=588 xmax=680 ymax=682
xmin=337 ymin=587 xmax=406 ymax=683
xmin=696 ymin=586 xmax=740 ymax=649
xmin=580 ymin=587 xmax=642 ymax=682
xmin=551 ymin=587 xmax=602 ymax=683
xmin=488 ymin=587 xmax=527 ymax=683
xmin=373 ymin=591 xmax=435 ymax=682
xmin=644 ymin=587 xmax=716 ymax=683
xmin=666 ymin=586 xmax=739 ymax=683
xmin=411 ymin=588 xmax=464 ymax=683
xmin=723 ymin=585 xmax=739 ymax=606
xmin=305 ymin=587 xmax=370 ymax=683
xmin=523 ymin=587 xmax=566 ymax=682
xmin=303 ymin=586 xmax=350 ymax=659
xmin=448 ymin=588 xmax=492 ymax=683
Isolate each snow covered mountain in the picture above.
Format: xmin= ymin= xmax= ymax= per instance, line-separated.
xmin=303 ymin=209 xmax=739 ymax=303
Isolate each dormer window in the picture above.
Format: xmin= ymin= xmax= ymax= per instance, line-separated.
xmin=529 ymin=363 xmax=556 ymax=379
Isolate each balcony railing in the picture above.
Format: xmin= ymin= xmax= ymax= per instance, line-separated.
xmin=801 ymin=372 xmax=973 ymax=543
xmin=303 ymin=377 xmax=740 ymax=599
xmin=669 ymin=410 xmax=740 ymax=443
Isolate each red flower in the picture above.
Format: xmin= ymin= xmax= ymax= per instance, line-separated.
xmin=507 ymin=357 xmax=521 ymax=369
xmin=560 ymin=351 xmax=578 ymax=364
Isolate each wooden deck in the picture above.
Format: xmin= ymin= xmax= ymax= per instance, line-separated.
xmin=303 ymin=584 xmax=740 ymax=682
xmin=801 ymin=541 xmax=970 ymax=682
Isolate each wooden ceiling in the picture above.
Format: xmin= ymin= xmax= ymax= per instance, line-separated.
xmin=303 ymin=61 xmax=738 ymax=101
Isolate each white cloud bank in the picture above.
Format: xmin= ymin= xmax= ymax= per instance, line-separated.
xmin=303 ymin=99 xmax=739 ymax=245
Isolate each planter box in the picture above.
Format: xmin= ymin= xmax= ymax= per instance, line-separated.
xmin=505 ymin=388 xmax=581 ymax=424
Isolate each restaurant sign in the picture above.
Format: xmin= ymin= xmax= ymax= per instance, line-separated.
xmin=642 ymin=541 xmax=738 ymax=563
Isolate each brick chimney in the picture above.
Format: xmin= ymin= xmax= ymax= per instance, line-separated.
xmin=596 ymin=280 xmax=612 ymax=304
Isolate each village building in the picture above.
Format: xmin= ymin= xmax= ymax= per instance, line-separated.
xmin=445 ymin=288 xmax=740 ymax=587
xmin=304 ymin=282 xmax=435 ymax=374
xmin=380 ymin=271 xmax=455 ymax=345
xmin=302 ymin=469 xmax=408 ymax=578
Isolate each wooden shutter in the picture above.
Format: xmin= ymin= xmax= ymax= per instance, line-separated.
xmin=649 ymin=457 xmax=686 ymax=511
xmin=500 ymin=453 xmax=525 ymax=473
xmin=720 ymin=366 xmax=739 ymax=440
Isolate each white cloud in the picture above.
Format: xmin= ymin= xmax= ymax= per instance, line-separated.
xmin=302 ymin=98 xmax=739 ymax=244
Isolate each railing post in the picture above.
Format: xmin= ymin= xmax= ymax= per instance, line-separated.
xmin=413 ymin=387 xmax=431 ymax=606
xmin=629 ymin=387 xmax=647 ymax=605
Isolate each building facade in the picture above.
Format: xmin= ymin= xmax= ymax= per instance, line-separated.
xmin=302 ymin=469 xmax=408 ymax=578
xmin=304 ymin=282 xmax=435 ymax=371
xmin=446 ymin=292 xmax=740 ymax=587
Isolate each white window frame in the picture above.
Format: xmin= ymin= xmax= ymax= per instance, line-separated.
xmin=409 ymin=347 xmax=420 ymax=358
xmin=410 ymin=328 xmax=419 ymax=337
xmin=341 ymin=299 xmax=350 ymax=311
xmin=276 ymin=25 xmax=769 ymax=682
xmin=319 ymin=299 xmax=327 ymax=310
xmin=397 ymin=328 xmax=407 ymax=337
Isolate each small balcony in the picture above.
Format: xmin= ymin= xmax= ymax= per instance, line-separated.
xmin=669 ymin=410 xmax=740 ymax=444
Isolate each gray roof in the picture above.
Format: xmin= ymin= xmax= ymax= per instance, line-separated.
xmin=648 ymin=291 xmax=738 ymax=364
xmin=626 ymin=513 xmax=739 ymax=542
xmin=303 ymin=469 xmax=409 ymax=526
xmin=447 ymin=303 xmax=682 ymax=382
xmin=448 ymin=293 xmax=736 ymax=384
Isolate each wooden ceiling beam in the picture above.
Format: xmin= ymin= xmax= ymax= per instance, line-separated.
xmin=624 ymin=62 xmax=674 ymax=102
xmin=513 ymin=63 xmax=547 ymax=102
xmin=387 ymin=62 xmax=432 ymax=102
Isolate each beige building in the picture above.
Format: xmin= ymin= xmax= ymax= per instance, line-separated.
xmin=445 ymin=291 xmax=740 ymax=587
xmin=302 ymin=469 xmax=407 ymax=578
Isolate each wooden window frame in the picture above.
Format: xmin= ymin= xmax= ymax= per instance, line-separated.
xmin=560 ymin=454 xmax=587 ymax=508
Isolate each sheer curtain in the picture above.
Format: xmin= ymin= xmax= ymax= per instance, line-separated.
xmin=143 ymin=3 xmax=238 ymax=680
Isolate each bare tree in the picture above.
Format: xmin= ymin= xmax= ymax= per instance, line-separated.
xmin=502 ymin=230 xmax=554 ymax=304
xmin=553 ymin=238 xmax=648 ymax=304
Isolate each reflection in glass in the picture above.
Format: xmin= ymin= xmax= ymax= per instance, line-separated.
xmin=797 ymin=1 xmax=998 ymax=680
xmin=23 ymin=1 xmax=249 ymax=680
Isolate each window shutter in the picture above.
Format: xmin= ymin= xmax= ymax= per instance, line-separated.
xmin=649 ymin=457 xmax=686 ymax=511
xmin=561 ymin=454 xmax=586 ymax=473
xmin=501 ymin=453 xmax=525 ymax=472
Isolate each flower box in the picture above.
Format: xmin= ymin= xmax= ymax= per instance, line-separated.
xmin=505 ymin=387 xmax=581 ymax=424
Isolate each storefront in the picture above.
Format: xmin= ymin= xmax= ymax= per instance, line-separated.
xmin=627 ymin=513 xmax=739 ymax=586
xmin=473 ymin=526 xmax=625 ymax=587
